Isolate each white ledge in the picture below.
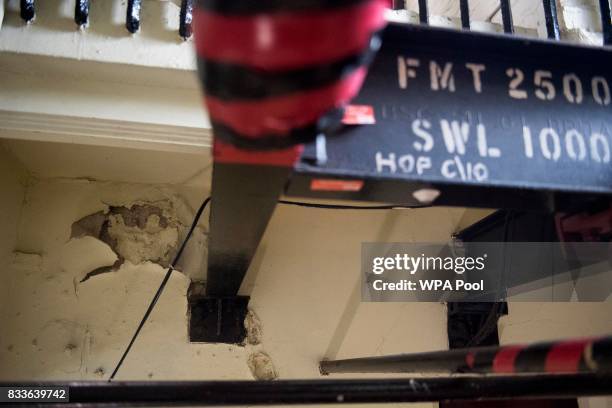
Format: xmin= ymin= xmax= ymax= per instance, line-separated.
xmin=0 ymin=110 xmax=212 ymax=154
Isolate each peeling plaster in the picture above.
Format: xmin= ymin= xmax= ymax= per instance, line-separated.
xmin=244 ymin=310 xmax=263 ymax=346
xmin=0 ymin=177 xmax=246 ymax=381
xmin=60 ymin=236 xmax=117 ymax=284
xmin=247 ymin=351 xmax=278 ymax=381
xmin=71 ymin=202 xmax=180 ymax=273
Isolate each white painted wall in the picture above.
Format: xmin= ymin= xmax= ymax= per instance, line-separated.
xmin=0 ymin=144 xmax=27 ymax=351
xmin=0 ymin=138 xmax=211 ymax=186
xmin=0 ymin=144 xmax=26 ymax=265
xmin=0 ymin=52 xmax=209 ymax=131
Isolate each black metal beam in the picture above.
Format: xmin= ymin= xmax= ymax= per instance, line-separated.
xmin=542 ymin=0 xmax=561 ymax=40
xmin=460 ymin=0 xmax=471 ymax=29
xmin=500 ymin=0 xmax=514 ymax=34
xmin=5 ymin=374 xmax=612 ymax=406
xmin=600 ymin=0 xmax=612 ymax=45
xmin=74 ymin=0 xmax=89 ymax=27
xmin=418 ymin=0 xmax=428 ymax=24
xmin=205 ymin=163 xmax=290 ymax=296
xmin=287 ymin=24 xmax=612 ymax=211
xmin=126 ymin=0 xmax=141 ymax=33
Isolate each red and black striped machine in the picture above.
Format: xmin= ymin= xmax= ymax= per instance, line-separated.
xmin=191 ymin=0 xmax=612 ymax=359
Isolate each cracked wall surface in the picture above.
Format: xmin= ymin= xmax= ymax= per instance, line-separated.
xmin=1 ymin=148 xmax=609 ymax=389
xmin=0 ymin=170 xmax=250 ymax=381
xmin=0 ymin=141 xmax=483 ymax=406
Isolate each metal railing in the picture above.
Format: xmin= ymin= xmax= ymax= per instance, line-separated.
xmin=16 ymin=0 xmax=612 ymax=44
xmin=18 ymin=0 xmax=195 ymax=39
xmin=394 ymin=0 xmax=611 ymax=45
xmin=3 ymin=374 xmax=612 ymax=405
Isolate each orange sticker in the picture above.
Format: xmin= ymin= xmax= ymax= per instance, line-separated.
xmin=311 ymin=179 xmax=364 ymax=192
xmin=342 ymin=105 xmax=376 ymax=125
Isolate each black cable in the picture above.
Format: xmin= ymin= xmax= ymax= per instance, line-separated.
xmin=109 ymin=196 xmax=211 ymax=381
xmin=108 ymin=196 xmax=427 ymax=380
xmin=278 ymin=200 xmax=431 ymax=210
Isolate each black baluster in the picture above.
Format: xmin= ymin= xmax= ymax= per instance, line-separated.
xmin=460 ymin=0 xmax=470 ymax=29
xmin=75 ymin=0 xmax=89 ymax=27
xmin=126 ymin=0 xmax=142 ymax=33
xmin=20 ymin=0 xmax=35 ymax=22
xmin=179 ymin=0 xmax=194 ymax=39
xmin=542 ymin=0 xmax=560 ymax=40
xmin=418 ymin=0 xmax=428 ymax=24
xmin=599 ymin=0 xmax=612 ymax=45
xmin=500 ymin=0 xmax=514 ymax=34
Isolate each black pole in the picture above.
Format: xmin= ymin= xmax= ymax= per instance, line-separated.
xmin=20 ymin=0 xmax=35 ymax=22
xmin=543 ymin=0 xmax=561 ymax=40
xmin=600 ymin=0 xmax=612 ymax=45
xmin=320 ymin=336 xmax=612 ymax=375
xmin=5 ymin=374 xmax=612 ymax=406
xmin=460 ymin=0 xmax=471 ymax=29
xmin=500 ymin=0 xmax=514 ymax=34
xmin=322 ymin=348 xmax=470 ymax=375
xmin=75 ymin=0 xmax=89 ymax=27
xmin=205 ymin=163 xmax=291 ymax=297
xmin=179 ymin=0 xmax=194 ymax=39
xmin=126 ymin=0 xmax=142 ymax=33
xmin=418 ymin=0 xmax=428 ymax=24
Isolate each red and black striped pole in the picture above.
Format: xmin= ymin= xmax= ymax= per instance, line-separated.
xmin=192 ymin=0 xmax=389 ymax=306
xmin=320 ymin=336 xmax=612 ymax=375
xmin=194 ymin=0 xmax=388 ymax=152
